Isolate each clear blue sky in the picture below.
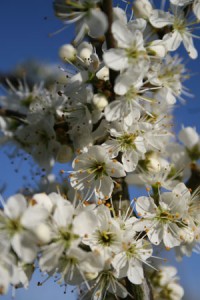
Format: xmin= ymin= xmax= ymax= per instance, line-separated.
xmin=1 ymin=1 xmax=200 ymax=299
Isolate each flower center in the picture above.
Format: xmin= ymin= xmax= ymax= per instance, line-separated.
xmin=117 ymin=133 xmax=137 ymax=150
xmin=7 ymin=219 xmax=22 ymax=235
xmin=58 ymin=226 xmax=79 ymax=248
xmin=173 ymin=18 xmax=186 ymax=34
xmin=90 ymin=162 xmax=107 ymax=179
xmin=98 ymin=230 xmax=116 ymax=246
xmin=157 ymin=210 xmax=174 ymax=223
xmin=126 ymin=48 xmax=139 ymax=59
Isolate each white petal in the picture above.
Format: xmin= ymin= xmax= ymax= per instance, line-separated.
xmin=86 ymin=9 xmax=108 ymax=37
xmin=135 ymin=196 xmax=157 ymax=217
xmin=133 ymin=219 xmax=153 ymax=232
xmin=12 ymin=232 xmax=38 ymax=263
xmin=127 ymin=259 xmax=144 ymax=284
xmin=133 ymin=0 xmax=153 ymax=19
xmin=96 ymin=176 xmax=114 ymax=199
xmin=148 ymin=40 xmax=167 ymax=58
xmin=114 ymin=71 xmax=142 ymax=95
xmin=113 ymin=7 xmax=127 ymax=24
xmin=32 ymin=193 xmax=53 ymax=212
xmin=103 ymin=140 xmax=120 ymax=158
xmin=135 ymin=136 xmax=146 ymax=153
xmin=21 ymin=206 xmax=49 ymax=229
xmin=139 ymin=242 xmax=153 ymax=261
xmin=172 ymin=182 xmax=190 ymax=198
xmin=48 ymin=192 xmax=71 ymax=207
xmin=0 ymin=266 xmax=10 ymax=294
xmin=130 ymin=18 xmax=147 ymax=32
xmin=104 ymin=101 xmax=122 ymax=122
xmin=122 ymin=150 xmax=139 ymax=172
xmin=73 ymin=211 xmax=96 ymax=236
xmin=112 ymin=252 xmax=127 ymax=272
xmin=103 ymin=49 xmax=128 ymax=71
xmin=163 ymin=224 xmax=181 ymax=248
xmin=39 ymin=242 xmax=65 ymax=272
xmin=53 ymin=203 xmax=74 ymax=227
xmin=5 ymin=194 xmax=27 ymax=219
xmin=170 ymin=0 xmax=190 ymax=5
xmin=179 ymin=126 xmax=199 ymax=148
xmin=193 ymin=1 xmax=200 ymax=19
xmin=106 ymin=160 xmax=126 ymax=177
xmin=112 ymin=20 xmax=133 ymax=48
xmin=182 ymin=33 xmax=198 ymax=59
xmin=147 ymin=222 xmax=163 ymax=245
xmin=149 ymin=10 xmax=174 ymax=28
xmin=163 ymin=31 xmax=182 ymax=51
xmin=34 ymin=223 xmax=51 ymax=244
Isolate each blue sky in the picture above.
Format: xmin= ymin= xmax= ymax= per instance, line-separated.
xmin=1 ymin=0 xmax=200 ymax=299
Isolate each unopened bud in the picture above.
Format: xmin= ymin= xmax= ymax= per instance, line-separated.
xmin=148 ymin=40 xmax=167 ymax=58
xmin=59 ymin=44 xmax=77 ymax=62
xmin=96 ymin=66 xmax=109 ymax=81
xmin=133 ymin=0 xmax=153 ymax=19
xmin=179 ymin=127 xmax=199 ymax=149
xmin=147 ymin=155 xmax=166 ymax=173
xmin=34 ymin=224 xmax=51 ymax=244
xmin=93 ymin=94 xmax=108 ymax=111
xmin=84 ymin=272 xmax=99 ymax=280
xmin=77 ymin=42 xmax=93 ymax=66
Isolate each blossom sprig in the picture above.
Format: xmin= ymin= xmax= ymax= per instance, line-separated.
xmin=69 ymin=145 xmax=126 ymax=201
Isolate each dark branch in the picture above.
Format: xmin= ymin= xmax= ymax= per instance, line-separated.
xmin=186 ymin=163 xmax=200 ymax=192
xmin=101 ymin=0 xmax=119 ymax=90
xmin=0 ymin=108 xmax=27 ymax=123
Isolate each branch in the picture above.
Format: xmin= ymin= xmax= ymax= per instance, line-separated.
xmin=0 ymin=108 xmax=27 ymax=123
xmin=101 ymin=0 xmax=119 ymax=90
xmin=186 ymin=163 xmax=200 ymax=191
xmin=110 ymin=177 xmax=154 ymax=300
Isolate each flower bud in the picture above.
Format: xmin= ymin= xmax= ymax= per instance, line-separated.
xmin=179 ymin=127 xmax=199 ymax=149
xmin=132 ymin=0 xmax=153 ymax=19
xmin=34 ymin=223 xmax=51 ymax=244
xmin=59 ymin=44 xmax=77 ymax=62
xmin=93 ymin=94 xmax=108 ymax=111
xmin=84 ymin=272 xmax=99 ymax=280
xmin=146 ymin=153 xmax=169 ymax=173
xmin=148 ymin=40 xmax=167 ymax=58
xmin=96 ymin=66 xmax=109 ymax=81
xmin=77 ymin=42 xmax=93 ymax=66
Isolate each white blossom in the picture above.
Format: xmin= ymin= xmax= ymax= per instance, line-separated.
xmin=70 ymin=146 xmax=126 ymax=201
xmin=59 ymin=43 xmax=77 ymax=62
xmin=149 ymin=8 xmax=198 ymax=58
xmin=133 ymin=183 xmax=193 ymax=248
xmin=0 ymin=194 xmax=49 ymax=263
xmin=104 ymin=120 xmax=146 ymax=172
xmin=103 ymin=20 xmax=149 ymax=74
xmin=112 ymin=231 xmax=153 ymax=284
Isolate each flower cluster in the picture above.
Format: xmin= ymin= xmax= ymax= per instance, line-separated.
xmin=0 ymin=0 xmax=200 ymax=299
xmin=0 ymin=192 xmax=150 ymax=298
xmin=149 ymin=266 xmax=184 ymax=300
